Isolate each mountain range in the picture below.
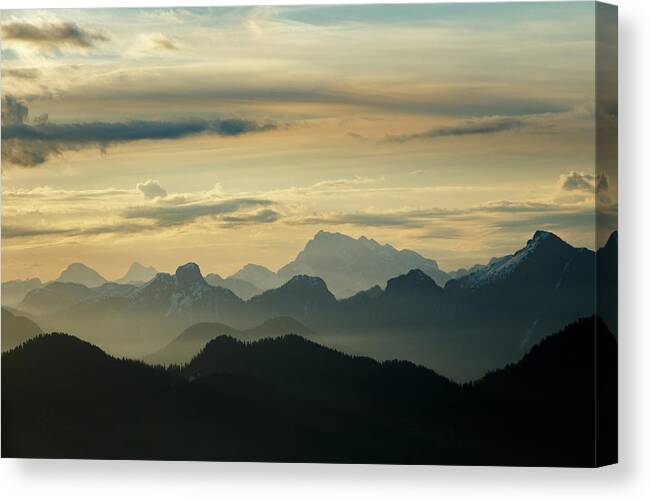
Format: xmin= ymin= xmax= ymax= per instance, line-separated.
xmin=5 ymin=230 xmax=454 ymax=301
xmin=4 ymin=229 xmax=617 ymax=380
xmin=1 ymin=316 xmax=617 ymax=465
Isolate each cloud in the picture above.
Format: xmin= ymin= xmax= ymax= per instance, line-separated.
xmin=2 ymin=68 xmax=40 ymax=80
xmin=288 ymin=197 xmax=588 ymax=230
xmin=476 ymin=200 xmax=563 ymax=213
xmin=222 ymin=209 xmax=280 ymax=225
xmin=311 ymin=176 xmax=381 ymax=189
xmin=147 ymin=34 xmax=180 ymax=51
xmin=291 ymin=207 xmax=461 ymax=229
xmin=1 ymin=21 xmax=108 ymax=49
xmin=1 ymin=225 xmax=74 ymax=239
xmin=560 ymin=171 xmax=609 ymax=193
xmin=137 ymin=179 xmax=167 ymax=199
xmin=1 ymin=96 xmax=280 ymax=167
xmin=1 ymin=222 xmax=156 ymax=240
xmin=1 ymin=95 xmax=28 ymax=125
xmin=123 ymin=197 xmax=275 ymax=227
xmin=383 ymin=117 xmax=525 ymax=143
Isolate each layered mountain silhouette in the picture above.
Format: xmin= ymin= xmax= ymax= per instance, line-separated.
xmin=278 ymin=230 xmax=450 ymax=297
xmin=6 ymin=230 xmax=617 ymax=380
xmin=1 ymin=317 xmax=616 ymax=465
xmin=117 ymin=262 xmax=158 ymax=284
xmin=56 ymin=262 xmax=107 ymax=288
xmin=1 ymin=278 xmax=42 ymax=306
xmin=145 ymin=316 xmax=313 ymax=366
xmin=1 ymin=308 xmax=42 ymax=352
xmin=229 ymin=263 xmax=284 ymax=290
xmin=205 ymin=273 xmax=262 ymax=300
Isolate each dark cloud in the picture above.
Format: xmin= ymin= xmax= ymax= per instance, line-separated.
xmin=1 ymin=96 xmax=280 ymax=167
xmin=2 ymin=68 xmax=40 ymax=80
xmin=123 ymin=198 xmax=275 ymax=227
xmin=222 ymin=209 xmax=281 ymax=225
xmin=137 ymin=179 xmax=167 ymax=199
xmin=560 ymin=171 xmax=609 ymax=193
xmin=1 ymin=225 xmax=74 ymax=239
xmin=1 ymin=21 xmax=108 ymax=49
xmin=383 ymin=117 xmax=524 ymax=143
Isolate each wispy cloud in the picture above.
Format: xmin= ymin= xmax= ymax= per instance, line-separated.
xmin=2 ymin=68 xmax=41 ymax=80
xmin=1 ymin=21 xmax=108 ymax=49
xmin=383 ymin=117 xmax=524 ymax=144
xmin=123 ymin=197 xmax=276 ymax=227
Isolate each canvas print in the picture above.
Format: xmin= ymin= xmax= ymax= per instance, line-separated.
xmin=1 ymin=2 xmax=617 ymax=466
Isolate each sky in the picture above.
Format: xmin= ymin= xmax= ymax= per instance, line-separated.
xmin=1 ymin=3 xmax=618 ymax=282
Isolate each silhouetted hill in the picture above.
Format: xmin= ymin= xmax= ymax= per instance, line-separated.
xmin=2 ymin=318 xmax=616 ymax=465
xmin=244 ymin=316 xmax=313 ymax=337
xmin=1 ymin=278 xmax=42 ymax=306
xmin=145 ymin=316 xmax=314 ymax=366
xmin=2 ymin=333 xmax=456 ymax=463
xmin=277 ymin=230 xmax=450 ymax=297
xmin=468 ymin=317 xmax=617 ymax=466
xmin=56 ymin=262 xmax=107 ymax=288
xmin=1 ymin=308 xmax=42 ymax=352
xmin=597 ymin=231 xmax=618 ymax=334
xmin=144 ymin=322 xmax=242 ymax=366
xmin=185 ymin=333 xmax=458 ymax=420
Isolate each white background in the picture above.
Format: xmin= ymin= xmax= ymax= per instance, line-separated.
xmin=0 ymin=0 xmax=649 ymax=499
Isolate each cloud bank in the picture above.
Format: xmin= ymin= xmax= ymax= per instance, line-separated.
xmin=1 ymin=96 xmax=280 ymax=167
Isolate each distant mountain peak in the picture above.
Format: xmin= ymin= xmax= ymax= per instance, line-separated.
xmin=118 ymin=262 xmax=158 ymax=284
xmin=241 ymin=263 xmax=273 ymax=273
xmin=229 ymin=263 xmax=283 ymax=291
xmin=448 ymin=230 xmax=579 ymax=291
xmin=532 ymin=229 xmax=554 ymax=241
xmin=279 ymin=230 xmax=449 ymax=297
xmin=385 ymin=269 xmax=441 ymax=295
xmin=283 ymin=274 xmax=329 ymax=291
xmin=56 ymin=262 xmax=107 ymax=288
xmin=175 ymin=263 xmax=205 ymax=288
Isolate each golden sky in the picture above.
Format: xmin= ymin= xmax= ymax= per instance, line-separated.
xmin=1 ymin=3 xmax=617 ymax=281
